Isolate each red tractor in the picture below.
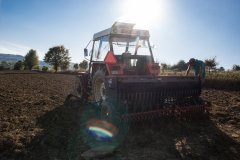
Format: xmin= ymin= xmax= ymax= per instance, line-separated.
xmin=71 ymin=22 xmax=209 ymax=122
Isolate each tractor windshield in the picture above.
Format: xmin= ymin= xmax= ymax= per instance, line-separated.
xmin=92 ymin=35 xmax=152 ymax=61
xmin=111 ymin=36 xmax=151 ymax=56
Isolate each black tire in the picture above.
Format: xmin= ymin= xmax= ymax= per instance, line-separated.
xmin=72 ymin=76 xmax=84 ymax=99
xmin=92 ymin=70 xmax=106 ymax=102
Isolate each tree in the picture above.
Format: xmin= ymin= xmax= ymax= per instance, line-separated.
xmin=232 ymin=65 xmax=240 ymax=71
xmin=60 ymin=60 xmax=70 ymax=71
xmin=79 ymin=60 xmax=88 ymax=70
xmin=24 ymin=49 xmax=39 ymax=70
xmin=161 ymin=63 xmax=167 ymax=73
xmin=171 ymin=60 xmax=188 ymax=71
xmin=205 ymin=57 xmax=218 ymax=73
xmin=44 ymin=45 xmax=71 ymax=72
xmin=14 ymin=60 xmax=24 ymax=70
xmin=218 ymin=66 xmax=225 ymax=72
xmin=73 ymin=63 xmax=79 ymax=70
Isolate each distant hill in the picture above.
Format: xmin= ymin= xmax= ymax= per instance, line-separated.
xmin=0 ymin=53 xmax=24 ymax=62
xmin=0 ymin=53 xmax=50 ymax=67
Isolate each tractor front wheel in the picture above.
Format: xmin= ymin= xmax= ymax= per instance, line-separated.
xmin=73 ymin=75 xmax=84 ymax=99
xmin=92 ymin=70 xmax=106 ymax=102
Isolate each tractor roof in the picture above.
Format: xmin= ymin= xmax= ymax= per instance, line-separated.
xmin=93 ymin=22 xmax=150 ymax=40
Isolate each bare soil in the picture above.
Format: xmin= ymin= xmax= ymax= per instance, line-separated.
xmin=0 ymin=72 xmax=239 ymax=160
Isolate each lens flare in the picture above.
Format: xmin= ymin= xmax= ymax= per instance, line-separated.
xmin=86 ymin=119 xmax=118 ymax=141
xmin=88 ymin=126 xmax=113 ymax=141
xmin=80 ymin=102 xmax=129 ymax=148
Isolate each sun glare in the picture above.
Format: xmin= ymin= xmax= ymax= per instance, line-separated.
xmin=120 ymin=0 xmax=166 ymax=29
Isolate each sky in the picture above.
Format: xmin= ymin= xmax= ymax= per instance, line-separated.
xmin=0 ymin=0 xmax=239 ymax=69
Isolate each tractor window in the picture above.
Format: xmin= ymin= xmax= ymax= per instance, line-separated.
xmin=136 ymin=39 xmax=150 ymax=55
xmin=98 ymin=37 xmax=110 ymax=61
xmin=93 ymin=39 xmax=100 ymax=60
xmin=93 ymin=36 xmax=110 ymax=61
xmin=111 ymin=37 xmax=151 ymax=56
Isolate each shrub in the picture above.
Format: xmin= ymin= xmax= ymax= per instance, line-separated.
xmin=42 ymin=66 xmax=49 ymax=72
xmin=14 ymin=60 xmax=24 ymax=70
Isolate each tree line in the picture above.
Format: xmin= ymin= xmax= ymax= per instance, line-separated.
xmin=0 ymin=45 xmax=88 ymax=72
xmin=160 ymin=57 xmax=240 ymax=73
xmin=1 ymin=46 xmax=240 ymax=72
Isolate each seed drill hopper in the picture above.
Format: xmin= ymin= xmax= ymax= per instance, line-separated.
xmin=73 ymin=22 xmax=209 ymax=122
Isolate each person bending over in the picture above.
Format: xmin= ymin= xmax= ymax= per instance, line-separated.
xmin=186 ymin=58 xmax=206 ymax=83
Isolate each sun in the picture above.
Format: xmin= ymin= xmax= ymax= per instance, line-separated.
xmin=120 ymin=0 xmax=166 ymax=29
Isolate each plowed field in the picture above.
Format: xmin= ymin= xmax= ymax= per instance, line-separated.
xmin=0 ymin=72 xmax=239 ymax=160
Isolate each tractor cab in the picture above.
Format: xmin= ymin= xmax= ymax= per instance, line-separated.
xmin=85 ymin=22 xmax=160 ymax=76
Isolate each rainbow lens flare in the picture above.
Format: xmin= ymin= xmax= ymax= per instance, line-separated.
xmin=87 ymin=119 xmax=118 ymax=141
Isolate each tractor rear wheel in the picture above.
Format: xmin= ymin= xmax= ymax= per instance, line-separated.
xmin=92 ymin=70 xmax=106 ymax=102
